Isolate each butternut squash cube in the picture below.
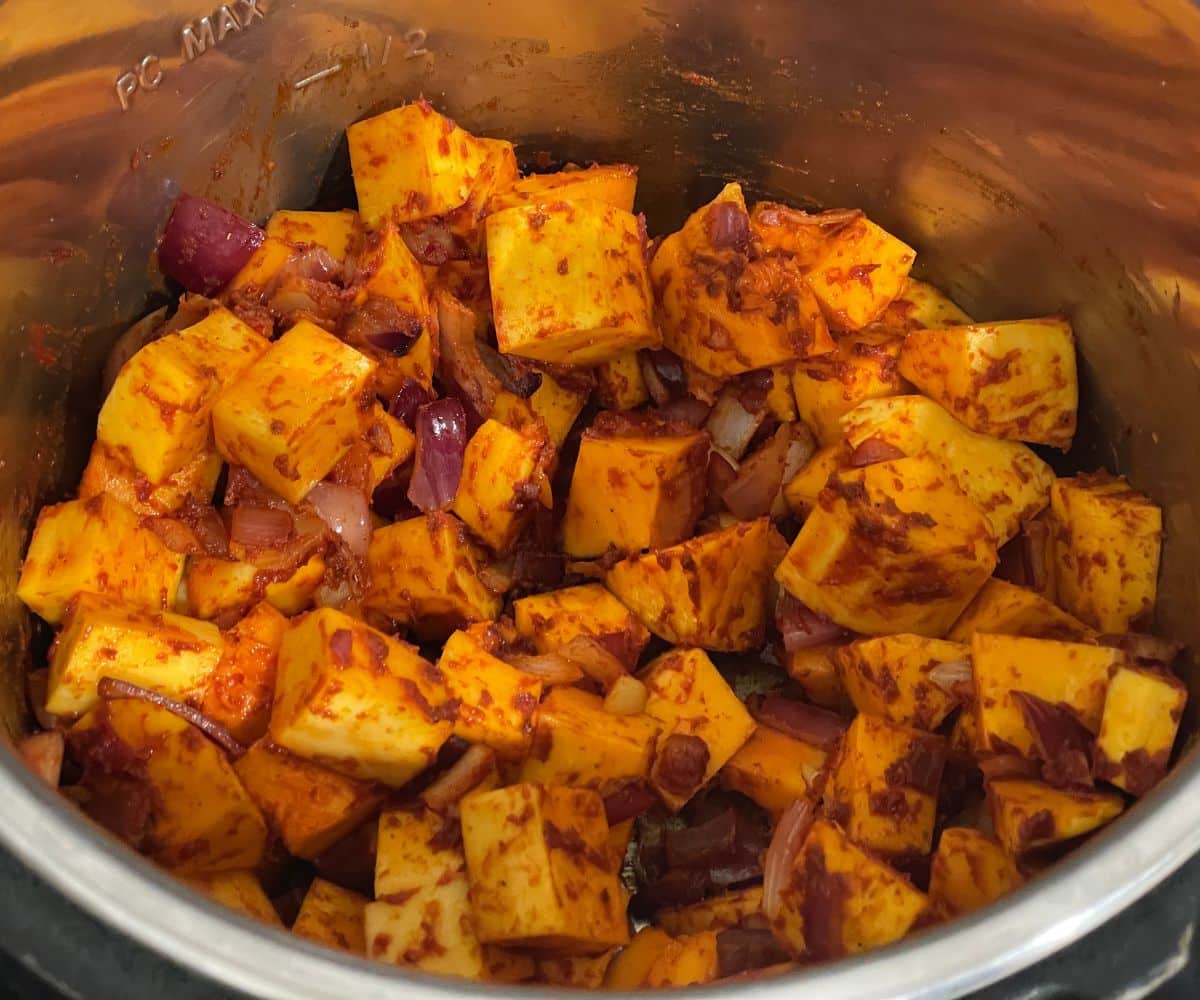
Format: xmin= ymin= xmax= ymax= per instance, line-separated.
xmin=948 ymin=578 xmax=1093 ymax=644
xmin=72 ymin=698 xmax=267 ymax=873
xmin=826 ymin=714 xmax=946 ymax=857
xmin=268 ymin=607 xmax=453 ymax=786
xmin=184 ymin=871 xmax=280 ymax=926
xmin=835 ymin=634 xmax=968 ymax=731
xmin=375 ymin=806 xmax=465 ymax=897
xmin=782 ymin=443 xmax=850 ymax=517
xmin=292 ymin=878 xmax=368 ymax=955
xmin=988 ymin=778 xmax=1123 ymax=854
xmin=595 ymin=351 xmax=649 ymax=410
xmin=841 ymin=395 xmax=1054 ymax=545
xmin=1050 ymin=473 xmax=1162 ymax=632
xmin=18 ymin=494 xmax=185 ymax=624
xmin=489 ymin=163 xmax=638 ymax=214
xmin=607 ymin=518 xmax=779 ymax=651
xmin=437 ymin=630 xmax=542 ymax=756
xmin=78 ymin=443 xmax=222 ymax=517
xmin=784 ymin=644 xmax=854 ymax=713
xmin=642 ymin=648 xmax=757 ymax=810
xmin=365 ymin=881 xmax=487 ymax=979
xmin=657 ymin=886 xmax=766 ymax=936
xmin=364 ymin=512 xmax=502 ymax=638
xmin=563 ymin=413 xmax=708 ymax=557
xmin=805 ymin=215 xmax=916 ymax=331
xmin=266 ymin=209 xmax=362 ymax=261
xmin=537 ymin=951 xmax=616 ymax=988
xmin=487 ymin=199 xmax=658 ymax=365
xmin=182 ymin=552 xmax=326 ymax=622
xmin=513 ymin=583 xmax=650 ymax=665
xmin=364 ymin=403 xmax=415 ymax=492
xmin=491 ymin=366 xmax=591 ymax=450
xmin=199 ymin=602 xmax=286 ymax=743
xmin=1095 ymin=664 xmax=1187 ymax=795
xmin=460 ymin=783 xmax=629 ymax=952
xmin=899 ymin=318 xmax=1078 ymax=448
xmin=444 ymin=137 xmax=520 ymax=250
xmin=720 ymin=725 xmax=827 ymax=817
xmin=645 ymin=931 xmax=719 ymax=987
xmin=452 ymin=418 xmax=549 ymax=553
xmin=212 ymin=321 xmax=376 ymax=503
xmin=876 ymin=278 xmax=972 ymax=332
xmin=928 ymin=828 xmax=1022 ymax=917
xmin=47 ymin=594 xmax=221 ymax=717
xmin=775 ymin=456 xmax=997 ymax=637
xmin=234 ymin=740 xmax=383 ymax=859
xmin=605 ymin=927 xmax=673 ymax=987
xmin=226 ymin=236 xmax=295 ymax=293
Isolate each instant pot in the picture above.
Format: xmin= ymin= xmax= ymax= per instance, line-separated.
xmin=2 ymin=1 xmax=1200 ymax=996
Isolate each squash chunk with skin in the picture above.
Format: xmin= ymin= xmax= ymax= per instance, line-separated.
xmin=657 ymin=886 xmax=766 ymax=936
xmin=875 ymin=278 xmax=972 ymax=333
xmin=642 ymin=648 xmax=757 ymax=810
xmin=233 ymin=741 xmax=383 ymax=859
xmin=720 ymin=725 xmax=828 ymax=817
xmin=988 ymin=779 xmax=1123 ymax=854
xmin=928 ymin=828 xmax=1022 ymax=918
xmin=563 ymin=412 xmax=708 ymax=557
xmin=595 ymin=350 xmax=649 ymax=410
xmin=771 ymin=819 xmax=927 ymax=960
xmin=645 ymin=932 xmax=719 ymax=988
xmin=487 ymin=199 xmax=658 ymax=365
xmin=518 ymin=686 xmax=660 ymax=795
xmin=971 ymin=633 xmax=1120 ymax=756
xmin=268 ymin=607 xmax=452 ymax=786
xmin=292 ymin=878 xmax=368 ymax=955
xmin=1095 ymin=664 xmax=1187 ymax=795
xmin=825 ymin=714 xmax=946 ymax=857
xmin=1050 ymin=473 xmax=1162 ymax=633
xmin=835 ymin=634 xmax=968 ymax=731
xmin=841 ymin=395 xmax=1054 ymax=545
xmin=452 ymin=418 xmax=549 ymax=553
xmin=948 ymin=578 xmax=1094 ymax=644
xmin=364 ymin=512 xmax=502 ymax=639
xmin=183 ymin=552 xmax=326 ymax=622
xmin=18 ymin=494 xmax=185 ymax=625
xmin=266 ymin=209 xmax=362 ymax=261
xmin=513 ymin=583 xmax=650 ymax=665
xmin=79 ymin=443 xmax=222 ymax=516
xmin=607 ymin=518 xmax=779 ymax=651
xmin=212 ymin=321 xmax=376 ymax=504
xmin=783 ymin=443 xmax=850 ymax=517
xmin=48 ymin=594 xmax=222 ymax=717
xmin=185 ymin=871 xmax=281 ymax=926
xmin=71 ymin=698 xmax=268 ymax=873
xmin=460 ymin=783 xmax=629 ymax=952
xmin=364 ymin=403 xmax=415 ymax=492
xmin=652 ymin=183 xmax=833 ymax=376
xmin=775 ymin=456 xmax=997 ymax=637
xmin=899 ymin=318 xmax=1078 ymax=448
xmin=489 ymin=164 xmax=638 ymax=214
xmin=200 ymin=602 xmax=286 ymax=743
xmin=97 ymin=307 xmax=269 ymax=485
xmin=437 ymin=630 xmax=542 ymax=756
xmin=784 ymin=644 xmax=854 ymax=713
xmin=805 ymin=215 xmax=916 ymax=331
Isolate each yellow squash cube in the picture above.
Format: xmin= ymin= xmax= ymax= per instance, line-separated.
xmin=489 ymin=163 xmax=638 ymax=214
xmin=948 ymin=578 xmax=1093 ymax=644
xmin=460 ymin=783 xmax=629 ymax=952
xmin=782 ymin=443 xmax=850 ymax=517
xmin=537 ymin=951 xmax=616 ymax=988
xmin=720 ymin=725 xmax=827 ymax=817
xmin=364 ymin=403 xmax=415 ymax=492
xmin=526 ymin=369 xmax=591 ymax=447
xmin=182 ymin=552 xmax=326 ymax=622
xmin=971 ymin=633 xmax=1120 ymax=755
xmin=835 ymin=634 xmax=968 ymax=731
xmin=595 ymin=351 xmax=649 ymax=411
xmin=366 ymin=882 xmax=487 ymax=979
xmin=928 ymin=828 xmax=1022 ymax=917
xmin=805 ymin=215 xmax=916 ymax=330
xmin=292 ymin=878 xmax=368 ymax=955
xmin=1051 ymin=473 xmax=1162 ymax=632
xmin=607 ymin=518 xmax=779 ymax=651
xmin=97 ymin=307 xmax=269 ymax=484
xmin=364 ymin=513 xmax=502 ymax=638
xmin=775 ymin=456 xmax=997 ymax=637
xmin=1095 ymin=664 xmax=1187 ymax=795
xmin=642 ymin=648 xmax=757 ymax=810
xmin=605 ymin=927 xmax=674 ymax=988
xmin=268 ymin=607 xmax=453 ymax=786
xmin=437 ymin=630 xmax=542 ymax=756
xmin=199 ymin=602 xmax=287 ymax=743
xmin=72 ymin=698 xmax=267 ymax=873
xmin=212 ymin=321 xmax=376 ymax=503
xmin=487 ymin=199 xmax=658 ymax=365
xmin=841 ymin=395 xmax=1054 ymax=545
xmin=899 ymin=318 xmax=1078 ymax=448
xmin=233 ymin=740 xmax=383 ymax=859
xmin=657 ymin=886 xmax=766 ymax=936
xmin=226 ymin=236 xmax=295 ymax=293
xmin=563 ymin=413 xmax=709 ymax=557
xmin=784 ymin=644 xmax=854 ymax=713
xmin=988 ymin=778 xmax=1124 ymax=854
xmin=826 ymin=714 xmax=946 ymax=857
xmin=47 ymin=593 xmax=221 ymax=717
xmin=18 ymin=494 xmax=185 ymax=624
xmin=184 ymin=871 xmax=280 ymax=926
xmin=266 ymin=209 xmax=362 ymax=261
xmin=78 ymin=442 xmax=222 ymax=517
xmin=645 ymin=932 xmax=719 ymax=987
xmin=513 ymin=583 xmax=650 ymax=665
xmin=444 ymin=137 xmax=520 ymax=250
xmin=452 ymin=418 xmax=550 ymax=553
xmin=875 ymin=278 xmax=972 ymax=332
xmin=375 ymin=806 xmax=466 ymax=896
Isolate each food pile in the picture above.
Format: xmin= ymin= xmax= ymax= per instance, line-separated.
xmin=11 ymin=100 xmax=1185 ymax=987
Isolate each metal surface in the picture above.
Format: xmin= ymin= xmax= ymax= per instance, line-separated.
xmin=2 ymin=0 xmax=1200 ymax=996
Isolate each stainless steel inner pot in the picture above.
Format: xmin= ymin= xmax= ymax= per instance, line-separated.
xmin=2 ymin=1 xmax=1200 ymax=996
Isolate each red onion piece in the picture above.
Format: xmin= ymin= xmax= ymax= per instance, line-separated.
xmin=421 ymin=744 xmax=496 ymax=814
xmin=641 ymin=349 xmax=688 ymax=404
xmin=656 ymin=395 xmax=712 ymax=427
xmin=18 ymin=731 xmax=65 ymax=787
xmin=389 ymin=378 xmax=436 ymax=429
xmin=978 ymin=754 xmax=1041 ymax=782
xmin=603 ymin=782 xmax=660 ymax=826
xmin=97 ymin=677 xmax=246 ymax=758
xmin=928 ymin=658 xmax=974 ymax=698
xmin=229 ymin=505 xmax=293 ymax=548
xmin=665 ymin=808 xmax=737 ymax=868
xmin=478 ymin=341 xmax=543 ymax=399
xmin=408 ymin=398 xmax=468 ymax=512
xmin=709 ymin=201 xmax=751 ymax=254
xmin=1097 ymin=632 xmax=1184 ymax=667
xmin=652 ymin=733 xmax=711 ymax=799
xmin=722 ymin=425 xmax=792 ymax=520
xmin=762 ymin=797 xmax=814 ymax=920
xmin=706 ymin=390 xmax=766 ymax=460
xmin=775 ymin=594 xmax=850 ymax=652
xmin=157 ymin=193 xmax=264 ymax=295
xmin=399 ymin=219 xmax=469 ymax=266
xmin=306 ymin=482 xmax=371 ymax=561
xmin=364 ymin=324 xmax=420 ymax=357
xmin=753 ymin=694 xmax=847 ymax=748
xmin=1012 ymin=691 xmax=1095 ymax=788
xmin=557 ymin=634 xmax=627 ymax=689
xmin=503 ymin=651 xmax=584 ymax=685
xmin=848 ymin=435 xmax=906 ymax=467
xmin=511 ymin=549 xmax=566 ymax=592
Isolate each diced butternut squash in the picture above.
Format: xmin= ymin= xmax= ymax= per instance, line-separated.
xmin=783 ymin=644 xmax=854 ymax=713
xmin=899 ymin=318 xmax=1077 ymax=448
xmin=364 ymin=403 xmax=415 ymax=492
xmin=513 ymin=583 xmax=650 ymax=665
xmin=928 ymin=828 xmax=1022 ymax=917
xmin=182 ymin=552 xmax=326 ymax=622
xmin=184 ymin=871 xmax=281 ymax=926
xmin=720 ymin=725 xmax=827 ymax=817
xmin=437 ymin=630 xmax=541 ymax=756
xmin=607 ymin=518 xmax=779 ymax=651
xmin=775 ymin=456 xmax=997 ymax=637
xmin=537 ymin=951 xmax=616 ymax=987
xmin=487 ymin=199 xmax=658 ymax=365
xmin=365 ymin=881 xmax=486 ymax=979
xmin=642 ymin=647 xmax=757 ymax=810
xmin=444 ymin=137 xmax=520 ymax=250
xmin=489 ymin=164 xmax=638 ymax=214
xmin=782 ymin=443 xmax=850 ymax=517
xmin=292 ymin=878 xmax=368 ymax=955
xmin=493 ymin=368 xmax=591 ymax=449
xmin=645 ymin=931 xmax=719 ymax=987
xmin=460 ymin=783 xmax=629 ymax=952
xmin=226 ymin=236 xmax=296 ymax=293
xmin=948 ymin=578 xmax=1093 ymax=644
xmin=835 ymin=634 xmax=967 ymax=731
xmin=605 ymin=927 xmax=674 ymax=988
xmin=78 ymin=442 xmax=222 ymax=516
xmin=212 ymin=321 xmax=376 ymax=503
xmin=268 ymin=607 xmax=452 ymax=786
xmin=375 ymin=806 xmax=464 ymax=896
xmin=234 ymin=740 xmax=383 ymax=859
xmin=988 ymin=778 xmax=1123 ymax=854
xmin=595 ymin=351 xmax=649 ymax=410
xmin=1095 ymin=664 xmax=1186 ymax=795
xmin=364 ymin=512 xmax=502 ymax=638
xmin=199 ymin=602 xmax=286 ymax=743
xmin=18 ymin=494 xmax=185 ymax=624
xmin=1050 ymin=473 xmax=1162 ymax=632
xmin=452 ymin=418 xmax=549 ymax=553
xmin=805 ymin=216 xmax=916 ymax=331
xmin=266 ymin=209 xmax=362 ymax=261
xmin=875 ymin=278 xmax=972 ymax=332
xmin=563 ymin=413 xmax=708 ymax=557
xmin=657 ymin=886 xmax=766 ymax=936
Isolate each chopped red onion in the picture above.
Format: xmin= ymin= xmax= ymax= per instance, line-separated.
xmin=665 ymin=808 xmax=737 ymax=869
xmin=722 ymin=425 xmax=792 ymax=520
xmin=775 ymin=594 xmax=850 ymax=652
xmin=652 ymin=733 xmax=710 ymax=799
xmin=1012 ymin=691 xmax=1095 ymax=788
xmin=603 ymin=782 xmax=660 ymax=826
xmin=97 ymin=677 xmax=246 ymax=758
xmin=229 ymin=505 xmax=293 ymax=548
xmin=503 ymin=651 xmax=584 ymax=685
xmin=421 ymin=745 xmax=496 ymax=814
xmin=708 ymin=201 xmax=751 ymax=254
xmin=399 ymin=219 xmax=469 ymax=266
xmin=407 ymin=398 xmax=468 ymax=512
xmin=928 ymin=658 xmax=974 ymax=698
xmin=364 ymin=323 xmax=420 ymax=357
xmin=706 ymin=390 xmax=766 ymax=460
xmin=656 ymin=395 xmax=712 ymax=428
xmin=389 ymin=378 xmax=436 ymax=429
xmin=762 ymin=797 xmax=814 ymax=920
xmin=641 ymin=349 xmax=687 ymax=404
xmin=478 ymin=342 xmax=543 ymax=399
xmin=848 ymin=435 xmax=906 ymax=467
xmin=753 ymin=694 xmax=847 ymax=748
xmin=17 ymin=731 xmax=64 ymax=787
xmin=157 ymin=193 xmax=264 ymax=295
xmin=306 ymin=482 xmax=371 ymax=560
